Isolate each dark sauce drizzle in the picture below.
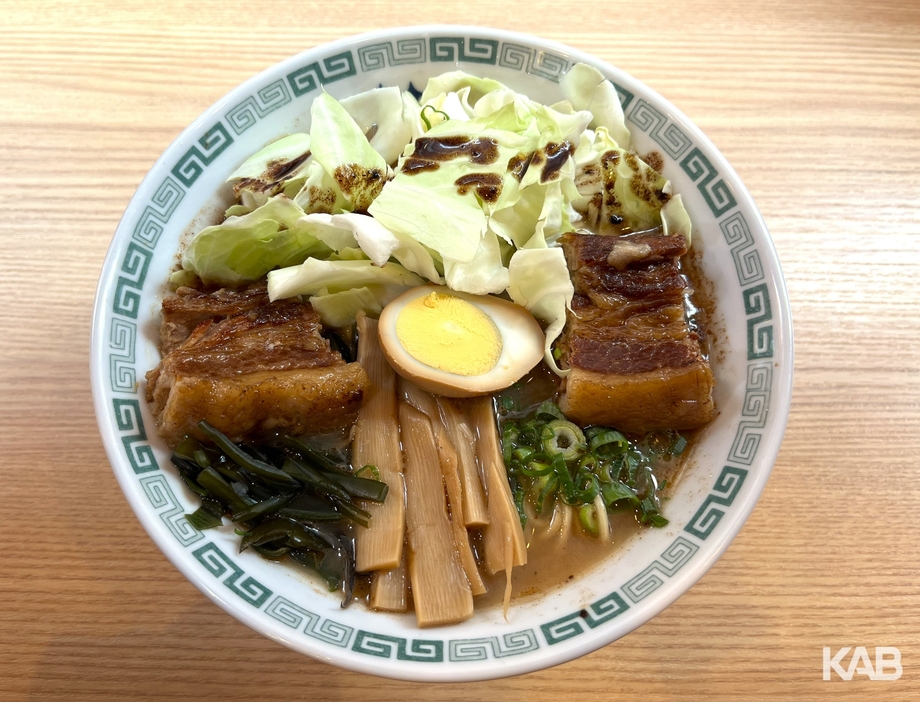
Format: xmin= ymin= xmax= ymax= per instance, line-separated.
xmin=454 ymin=173 xmax=503 ymax=203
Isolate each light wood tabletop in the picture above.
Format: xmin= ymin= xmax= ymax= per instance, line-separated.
xmin=2 ymin=1 xmax=919 ymax=699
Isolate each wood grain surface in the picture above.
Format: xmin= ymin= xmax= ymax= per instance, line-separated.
xmin=2 ymin=1 xmax=919 ymax=699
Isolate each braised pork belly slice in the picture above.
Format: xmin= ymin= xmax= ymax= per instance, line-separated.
xmin=557 ymin=232 xmax=714 ymax=433
xmin=159 ymin=282 xmax=270 ymax=355
xmin=146 ymin=291 xmax=367 ymax=448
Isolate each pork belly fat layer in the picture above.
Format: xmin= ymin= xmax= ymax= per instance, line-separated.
xmin=559 ymin=365 xmax=715 ymax=433
xmin=151 ymin=365 xmax=368 ymax=448
xmin=557 ymin=232 xmax=715 ymax=433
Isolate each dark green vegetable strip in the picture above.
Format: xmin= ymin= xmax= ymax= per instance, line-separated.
xmin=171 ymin=456 xmax=209 ymax=497
xmin=282 ymin=458 xmax=351 ymax=502
xmin=333 ymin=534 xmax=357 ymax=607
xmin=331 ymin=498 xmax=370 ymax=528
xmin=252 ymin=543 xmax=289 ymax=560
xmin=239 ymin=518 xmax=329 ymax=552
xmin=197 ymin=467 xmax=253 ymax=512
xmin=278 ymin=493 xmax=342 ymax=522
xmin=281 ymin=435 xmax=348 ymax=474
xmin=186 ymin=508 xmax=222 ymax=530
xmin=278 ymin=507 xmax=344 ymax=522
xmin=211 ymin=460 xmax=245 ymax=484
xmin=185 ymin=497 xmax=224 ymax=530
xmin=197 ymin=420 xmax=300 ymax=487
xmin=231 ymin=493 xmax=295 ymax=523
xmin=325 ymin=472 xmax=388 ymax=503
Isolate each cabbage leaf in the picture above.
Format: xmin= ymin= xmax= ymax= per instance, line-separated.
xmin=292 ymin=92 xmax=389 ymax=214
xmin=340 ymin=87 xmax=422 ymax=165
xmin=308 ymin=285 xmax=399 ymax=328
xmin=507 ymin=247 xmax=574 ymax=375
xmin=572 ymin=127 xmax=670 ymax=233
xmin=181 ymin=196 xmax=329 ymax=286
xmin=561 ymin=63 xmax=630 ymax=148
xmin=267 ymin=258 xmax=425 ymax=302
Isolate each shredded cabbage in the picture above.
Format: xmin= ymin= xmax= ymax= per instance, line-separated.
xmin=184 ymin=65 xmax=690 ymax=354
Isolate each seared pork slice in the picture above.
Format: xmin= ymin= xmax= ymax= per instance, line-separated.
xmin=558 ymin=232 xmax=714 ymax=433
xmin=146 ymin=292 xmax=367 ymax=448
xmin=159 ymin=282 xmax=270 ymax=354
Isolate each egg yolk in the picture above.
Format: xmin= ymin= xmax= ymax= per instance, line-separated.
xmin=395 ymin=292 xmax=502 ymax=376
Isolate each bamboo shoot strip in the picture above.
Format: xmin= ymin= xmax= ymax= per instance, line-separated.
xmin=370 ymin=545 xmax=408 ymax=612
xmin=399 ymin=402 xmax=474 ymax=627
xmin=398 ymin=377 xmax=441 ymax=419
xmin=438 ymin=399 xmax=490 ymax=527
xmin=353 ymin=312 xmax=405 ymax=572
xmin=434 ymin=427 xmax=487 ymax=596
xmin=470 ymin=396 xmax=527 ymax=575
xmin=398 ymin=379 xmax=485 ymax=595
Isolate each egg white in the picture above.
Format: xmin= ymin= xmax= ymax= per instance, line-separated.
xmin=377 ymin=285 xmax=546 ymax=397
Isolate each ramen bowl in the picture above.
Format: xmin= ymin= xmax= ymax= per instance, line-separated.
xmin=90 ymin=25 xmax=792 ymax=682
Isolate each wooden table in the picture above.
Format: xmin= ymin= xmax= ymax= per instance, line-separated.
xmin=2 ymin=1 xmax=918 ymax=699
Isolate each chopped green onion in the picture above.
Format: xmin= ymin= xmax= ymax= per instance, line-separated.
xmin=535 ymin=474 xmax=558 ymax=515
xmin=601 ymin=481 xmax=638 ymax=507
xmin=671 ymin=434 xmax=688 ymax=456
xmin=542 ymin=420 xmax=586 ymax=460
xmin=521 ymin=460 xmax=553 ymax=478
xmin=354 ymin=464 xmax=380 ymax=481
xmin=578 ymin=503 xmax=600 ymax=537
xmin=588 ymin=428 xmax=627 ymax=455
xmin=513 ymin=487 xmax=527 ymax=527
xmin=512 ymin=446 xmax=534 ymax=463
xmin=572 ymin=469 xmax=600 ymax=504
xmin=535 ymin=401 xmax=565 ymax=421
xmin=419 ymin=104 xmax=450 ymax=130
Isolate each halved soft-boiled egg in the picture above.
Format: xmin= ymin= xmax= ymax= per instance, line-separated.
xmin=377 ymin=286 xmax=545 ymax=397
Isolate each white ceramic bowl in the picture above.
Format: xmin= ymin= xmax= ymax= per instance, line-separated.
xmin=91 ymin=25 xmax=792 ymax=682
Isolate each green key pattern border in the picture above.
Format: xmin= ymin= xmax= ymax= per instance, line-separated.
xmin=104 ymin=35 xmax=775 ymax=662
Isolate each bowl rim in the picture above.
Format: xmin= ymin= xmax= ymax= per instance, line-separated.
xmin=91 ymin=23 xmax=793 ymax=682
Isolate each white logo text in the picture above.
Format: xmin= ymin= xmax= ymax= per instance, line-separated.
xmin=823 ymin=646 xmax=902 ymax=681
